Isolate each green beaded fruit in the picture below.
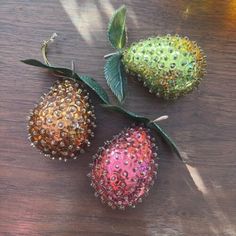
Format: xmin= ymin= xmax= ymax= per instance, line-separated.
xmin=104 ymin=5 xmax=206 ymax=102
xmin=122 ymin=35 xmax=206 ymax=99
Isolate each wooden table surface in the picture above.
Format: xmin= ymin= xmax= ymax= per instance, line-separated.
xmin=1 ymin=0 xmax=236 ymax=235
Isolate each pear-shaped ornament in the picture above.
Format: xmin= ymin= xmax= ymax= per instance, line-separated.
xmin=23 ymin=34 xmax=109 ymax=161
xmin=104 ymin=5 xmax=206 ymax=102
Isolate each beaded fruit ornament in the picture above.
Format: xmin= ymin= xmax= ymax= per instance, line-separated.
xmin=104 ymin=5 xmax=207 ymax=102
xmin=89 ymin=125 xmax=158 ymax=209
xmin=88 ymin=105 xmax=183 ymax=210
xmin=22 ymin=34 xmax=109 ymax=161
xmin=22 ymin=34 xmax=183 ymax=209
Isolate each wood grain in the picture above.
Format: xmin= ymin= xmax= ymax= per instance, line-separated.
xmin=0 ymin=0 xmax=236 ymax=235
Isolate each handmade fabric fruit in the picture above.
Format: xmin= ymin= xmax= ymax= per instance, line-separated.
xmin=23 ymin=34 xmax=109 ymax=161
xmin=89 ymin=126 xmax=158 ymax=209
xmin=89 ymin=105 xmax=182 ymax=209
xmin=104 ymin=5 xmax=206 ymax=102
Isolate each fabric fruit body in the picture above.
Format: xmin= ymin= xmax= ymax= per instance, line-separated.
xmin=89 ymin=126 xmax=158 ymax=209
xmin=122 ymin=35 xmax=206 ymax=99
xmin=28 ymin=79 xmax=96 ymax=161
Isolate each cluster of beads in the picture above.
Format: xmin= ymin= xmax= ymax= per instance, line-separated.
xmin=89 ymin=126 xmax=158 ymax=209
xmin=28 ymin=79 xmax=96 ymax=161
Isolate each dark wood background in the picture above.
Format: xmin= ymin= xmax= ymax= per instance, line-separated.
xmin=1 ymin=0 xmax=236 ymax=235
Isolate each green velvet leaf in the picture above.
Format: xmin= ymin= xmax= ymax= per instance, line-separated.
xmin=104 ymin=53 xmax=127 ymax=103
xmin=102 ymin=104 xmax=150 ymax=124
xmin=21 ymin=59 xmax=73 ymax=76
xmin=21 ymin=59 xmax=109 ymax=104
xmin=21 ymin=59 xmax=51 ymax=69
xmin=148 ymin=122 xmax=183 ymax=161
xmin=79 ymin=75 xmax=110 ymax=104
xmin=107 ymin=5 xmax=127 ymax=49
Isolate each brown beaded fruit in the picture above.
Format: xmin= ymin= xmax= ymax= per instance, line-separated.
xmin=28 ymin=79 xmax=96 ymax=161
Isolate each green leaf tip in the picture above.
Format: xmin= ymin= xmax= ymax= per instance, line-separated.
xmin=107 ymin=5 xmax=127 ymax=49
xmin=104 ymin=53 xmax=127 ymax=103
xmin=21 ymin=59 xmax=109 ymax=104
xmin=21 ymin=59 xmax=49 ymax=68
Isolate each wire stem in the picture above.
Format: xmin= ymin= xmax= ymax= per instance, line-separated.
xmin=41 ymin=33 xmax=57 ymax=66
xmin=104 ymin=51 xmax=120 ymax=59
xmin=152 ymin=115 xmax=169 ymax=123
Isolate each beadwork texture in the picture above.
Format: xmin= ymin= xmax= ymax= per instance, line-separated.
xmin=89 ymin=126 xmax=158 ymax=209
xmin=28 ymin=79 xmax=96 ymax=161
xmin=122 ymin=35 xmax=206 ymax=99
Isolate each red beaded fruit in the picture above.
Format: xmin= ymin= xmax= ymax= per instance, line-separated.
xmin=89 ymin=126 xmax=158 ymax=209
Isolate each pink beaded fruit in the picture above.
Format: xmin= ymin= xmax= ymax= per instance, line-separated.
xmin=88 ymin=103 xmax=183 ymax=210
xmin=89 ymin=126 xmax=158 ymax=209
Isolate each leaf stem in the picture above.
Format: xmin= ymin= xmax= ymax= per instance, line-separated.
xmin=152 ymin=115 xmax=169 ymax=123
xmin=41 ymin=33 xmax=58 ymax=66
xmin=104 ymin=51 xmax=121 ymax=59
xmin=71 ymin=60 xmax=76 ymax=77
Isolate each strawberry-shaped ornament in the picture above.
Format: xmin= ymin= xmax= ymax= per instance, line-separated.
xmin=104 ymin=5 xmax=206 ymax=102
xmin=22 ymin=34 xmax=109 ymax=161
xmin=89 ymin=105 xmax=182 ymax=209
